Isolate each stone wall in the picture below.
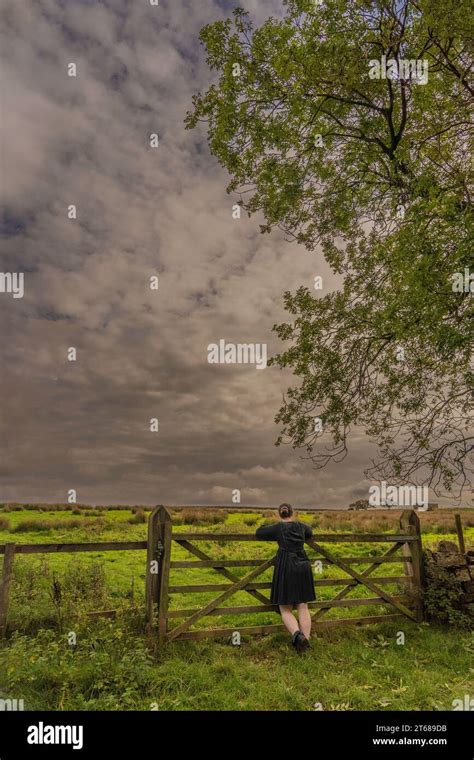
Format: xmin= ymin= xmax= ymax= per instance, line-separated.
xmin=424 ymin=540 xmax=474 ymax=616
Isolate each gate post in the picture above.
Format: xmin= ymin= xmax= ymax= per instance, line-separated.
xmin=145 ymin=506 xmax=172 ymax=642
xmin=0 ymin=543 xmax=16 ymax=638
xmin=399 ymin=509 xmax=425 ymax=622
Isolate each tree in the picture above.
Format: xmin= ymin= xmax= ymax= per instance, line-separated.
xmin=186 ymin=0 xmax=473 ymax=496
xmin=348 ymin=499 xmax=371 ymax=511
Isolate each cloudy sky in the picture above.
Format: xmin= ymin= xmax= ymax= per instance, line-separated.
xmin=0 ymin=0 xmax=415 ymax=508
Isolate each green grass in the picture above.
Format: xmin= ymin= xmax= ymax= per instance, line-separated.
xmin=0 ymin=506 xmax=472 ymax=710
xmin=1 ymin=617 xmax=472 ymax=710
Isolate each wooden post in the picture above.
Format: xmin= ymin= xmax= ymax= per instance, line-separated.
xmin=158 ymin=510 xmax=172 ymax=645
xmin=454 ymin=513 xmax=466 ymax=555
xmin=399 ymin=510 xmax=424 ymax=622
xmin=145 ymin=507 xmax=161 ymax=626
xmin=145 ymin=506 xmax=172 ymax=643
xmin=454 ymin=513 xmax=473 ymax=581
xmin=0 ymin=543 xmax=16 ymax=638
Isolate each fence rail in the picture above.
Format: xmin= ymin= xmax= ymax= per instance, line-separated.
xmin=0 ymin=541 xmax=147 ymax=555
xmin=171 ymin=532 xmax=417 ymax=542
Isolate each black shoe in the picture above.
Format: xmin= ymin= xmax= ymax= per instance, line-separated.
xmin=291 ymin=631 xmax=300 ymax=649
xmin=295 ymin=632 xmax=310 ymax=654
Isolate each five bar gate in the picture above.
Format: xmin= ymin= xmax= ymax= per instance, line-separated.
xmin=145 ymin=506 xmax=424 ymax=644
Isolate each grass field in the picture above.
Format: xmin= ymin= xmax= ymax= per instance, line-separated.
xmin=0 ymin=505 xmax=472 ymax=711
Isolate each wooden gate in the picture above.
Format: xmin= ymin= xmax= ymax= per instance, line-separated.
xmin=145 ymin=507 xmax=425 ymax=644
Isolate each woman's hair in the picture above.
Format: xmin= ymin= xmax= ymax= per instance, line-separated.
xmin=278 ymin=503 xmax=293 ymax=519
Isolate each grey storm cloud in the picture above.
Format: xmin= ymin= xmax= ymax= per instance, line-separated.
xmin=0 ymin=0 xmax=395 ymax=508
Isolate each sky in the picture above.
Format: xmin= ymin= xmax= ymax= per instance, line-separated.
xmin=0 ymin=0 xmax=456 ymax=508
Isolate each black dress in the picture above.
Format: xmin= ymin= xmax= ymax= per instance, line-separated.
xmin=255 ymin=521 xmax=316 ymax=605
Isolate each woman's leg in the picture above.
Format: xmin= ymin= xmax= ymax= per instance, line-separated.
xmin=297 ymin=603 xmax=312 ymax=639
xmin=279 ymin=605 xmax=300 ymax=636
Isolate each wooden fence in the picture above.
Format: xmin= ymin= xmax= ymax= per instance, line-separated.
xmin=0 ymin=505 xmax=426 ymax=641
xmin=145 ymin=506 xmax=425 ymax=644
xmin=0 ymin=539 xmax=147 ymax=637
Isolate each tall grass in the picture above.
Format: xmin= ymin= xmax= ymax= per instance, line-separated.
xmin=170 ymin=509 xmax=225 ymax=525
xmin=11 ymin=518 xmax=107 ymax=533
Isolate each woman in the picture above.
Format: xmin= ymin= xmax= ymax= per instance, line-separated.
xmin=255 ymin=503 xmax=315 ymax=653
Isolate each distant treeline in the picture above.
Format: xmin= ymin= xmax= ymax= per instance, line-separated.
xmin=0 ymin=503 xmax=470 ymax=514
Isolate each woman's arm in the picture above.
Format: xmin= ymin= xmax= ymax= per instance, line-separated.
xmin=255 ymin=523 xmax=279 ymax=541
